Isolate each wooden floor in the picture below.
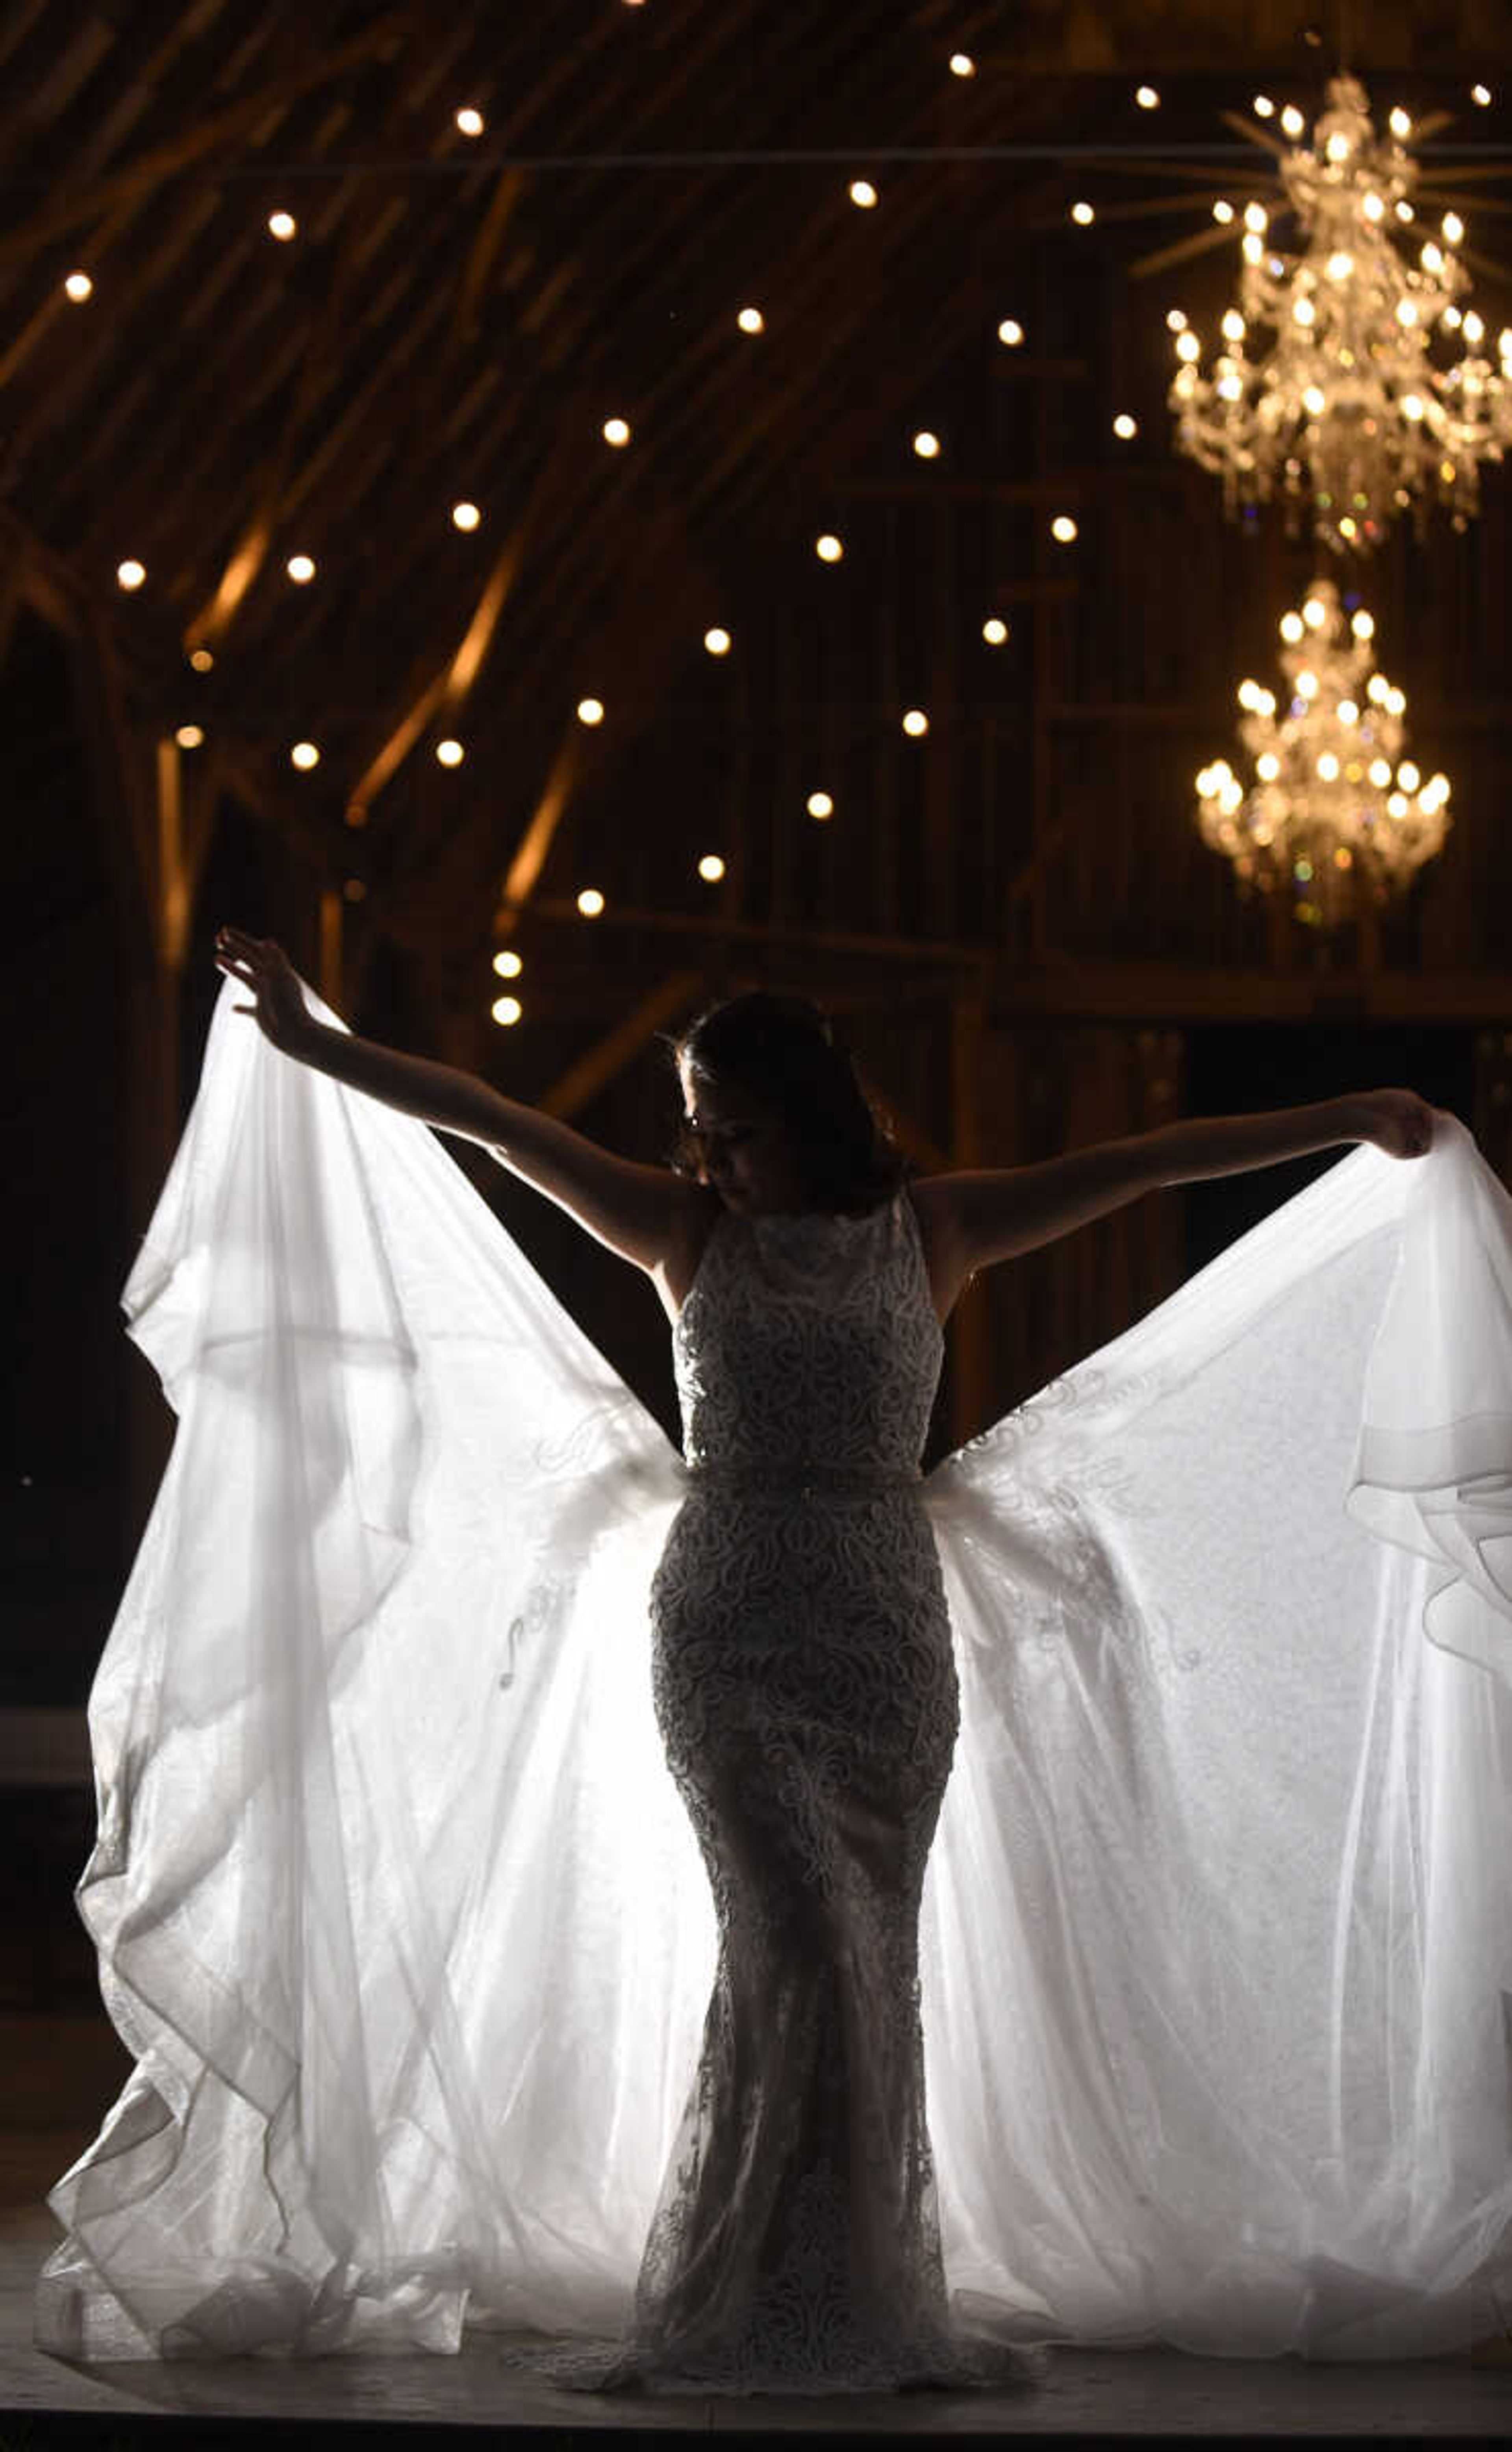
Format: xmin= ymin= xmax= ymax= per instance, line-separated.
xmin=3 ymin=2126 xmax=1510 ymax=2448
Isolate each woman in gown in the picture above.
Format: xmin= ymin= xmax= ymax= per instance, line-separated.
xmin=128 ymin=925 xmax=1431 ymax=2395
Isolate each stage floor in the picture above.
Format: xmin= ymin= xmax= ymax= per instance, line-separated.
xmin=5 ymin=2128 xmax=1511 ymax=2444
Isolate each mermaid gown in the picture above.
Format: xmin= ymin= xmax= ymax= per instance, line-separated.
xmin=36 ymin=975 xmax=1512 ymax=2372
xmin=515 ymin=1191 xmax=1040 ymax=2389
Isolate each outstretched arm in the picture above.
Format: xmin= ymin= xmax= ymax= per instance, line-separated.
xmin=213 ymin=929 xmax=704 ymax=1294
xmin=914 ymin=1089 xmax=1435 ymax=1308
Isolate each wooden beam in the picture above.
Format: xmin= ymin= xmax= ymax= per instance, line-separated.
xmin=527 ymin=896 xmax=992 ymax=970
xmin=0 ymin=14 xmax=413 ymax=266
xmin=537 ymin=970 xmax=704 ymax=1121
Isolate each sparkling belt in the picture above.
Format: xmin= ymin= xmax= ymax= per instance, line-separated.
xmin=684 ymin=1460 xmax=922 ymax=1500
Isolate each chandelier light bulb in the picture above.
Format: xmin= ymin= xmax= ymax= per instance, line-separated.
xmin=1281 ymin=105 xmax=1306 ymax=137
xmin=1196 ymin=577 xmax=1449 ymax=923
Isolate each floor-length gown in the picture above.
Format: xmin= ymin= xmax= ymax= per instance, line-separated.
xmin=512 ymin=1190 xmax=1044 ymax=2391
xmin=35 ymin=979 xmax=1512 ymax=2369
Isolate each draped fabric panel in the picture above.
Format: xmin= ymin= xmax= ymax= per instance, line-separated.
xmin=38 ymin=979 xmax=1512 ymax=2360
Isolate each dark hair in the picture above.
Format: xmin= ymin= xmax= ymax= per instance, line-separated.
xmin=669 ymin=991 xmax=911 ymax=1214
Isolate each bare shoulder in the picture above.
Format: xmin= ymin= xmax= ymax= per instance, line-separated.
xmin=904 ymin=1176 xmax=969 ymax=1327
xmin=656 ymin=1182 xmax=724 ymax=1321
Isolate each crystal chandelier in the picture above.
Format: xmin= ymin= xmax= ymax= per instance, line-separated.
xmin=1196 ymin=580 xmax=1450 ymax=925
xmin=1169 ymin=75 xmax=1512 ymax=555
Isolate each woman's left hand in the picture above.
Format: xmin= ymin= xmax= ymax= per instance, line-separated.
xmin=1351 ymin=1088 xmax=1436 ymax=1160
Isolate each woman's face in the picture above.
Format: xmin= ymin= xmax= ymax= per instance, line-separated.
xmin=678 ymin=1062 xmax=810 ymax=1214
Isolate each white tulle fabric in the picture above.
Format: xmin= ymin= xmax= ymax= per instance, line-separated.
xmin=37 ymin=976 xmax=1512 ymax=2373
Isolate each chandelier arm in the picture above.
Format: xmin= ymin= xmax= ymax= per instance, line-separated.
xmin=1217 ymin=110 xmax=1287 ymax=161
xmin=1130 ymin=224 xmax=1250 ymax=280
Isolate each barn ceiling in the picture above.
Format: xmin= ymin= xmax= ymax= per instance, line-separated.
xmin=4 ymin=0 xmax=1510 ymax=1043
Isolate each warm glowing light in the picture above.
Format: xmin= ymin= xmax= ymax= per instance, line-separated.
xmin=452 ymin=500 xmax=481 ymax=530
xmin=1212 ymin=199 xmax=1235 ymax=224
xmin=267 ymin=211 xmax=296 ymax=241
xmin=1051 ymin=514 xmax=1078 ymax=541
xmin=492 ymin=996 xmax=522 ymax=1026
xmin=1472 ymin=84 xmax=1492 ymax=107
xmin=949 ymin=52 xmax=975 ymax=77
xmin=997 ymin=317 xmax=1025 ymax=347
xmin=1303 ymin=595 xmax=1328 ymax=628
xmin=576 ymin=697 xmax=604 ymax=726
xmin=577 ymin=888 xmax=605 ymax=916
xmin=1176 ymin=331 xmax=1201 ymax=361
xmin=189 ymin=647 xmax=214 ymax=672
xmin=493 ymin=950 xmax=523 ymax=978
xmin=1254 ymin=95 xmax=1275 ymax=118
xmin=1136 ymin=85 xmax=1160 ymax=109
xmin=1303 ymin=385 xmax=1327 ymax=416
xmin=912 ymin=430 xmax=940 ymax=458
xmin=902 ymin=709 xmax=929 ymax=736
xmin=286 ymin=554 xmax=316 ymax=584
xmin=807 ymin=791 xmax=834 ymax=819
xmin=704 ymin=627 xmax=732 ymax=655
xmin=982 ymin=617 xmax=1008 ymax=644
xmin=737 ymin=305 xmax=764 ymax=333
xmin=175 ymin=724 xmax=204 ymax=749
xmin=1113 ymin=413 xmax=1138 ymax=438
xmin=1389 ymin=106 xmax=1412 ymax=139
xmin=1351 ymin=610 xmax=1375 ymax=639
xmin=1281 ymin=104 xmax=1305 ymax=137
xmin=815 ymin=533 xmax=843 ymax=562
xmin=603 ymin=417 xmax=631 ymax=447
xmin=1326 ymin=249 xmax=1354 ymax=280
xmin=1279 ymin=612 xmax=1305 ymax=642
xmin=456 ymin=106 xmax=484 ymax=136
xmin=64 ymin=271 xmax=92 ymax=301
xmin=116 ymin=560 xmax=145 ymax=591
xmin=436 ymin=738 xmax=464 ymax=766
xmin=849 ymin=179 xmax=878 ymax=208
xmin=291 ymin=741 xmax=320 ymax=770
xmin=1071 ymin=200 xmax=1095 ymax=226
xmin=697 ymin=854 xmax=725 ymax=882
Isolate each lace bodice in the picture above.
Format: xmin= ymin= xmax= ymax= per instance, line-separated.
xmin=673 ymin=1191 xmax=942 ymax=1477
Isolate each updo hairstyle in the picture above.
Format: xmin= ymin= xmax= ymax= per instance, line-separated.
xmin=669 ymin=990 xmax=910 ymax=1214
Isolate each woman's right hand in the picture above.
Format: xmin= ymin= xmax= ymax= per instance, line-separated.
xmin=213 ymin=927 xmax=313 ymax=1054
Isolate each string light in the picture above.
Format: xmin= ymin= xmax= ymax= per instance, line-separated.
xmin=602 ymin=417 xmax=631 ymax=447
xmin=267 ymin=211 xmax=296 ymax=241
xmin=1196 ymin=578 xmax=1449 ymax=921
xmin=436 ymin=738 xmax=464 ymax=766
xmin=1136 ymin=85 xmax=1160 ymax=109
xmin=1071 ymin=200 xmax=1095 ymax=226
xmin=451 ymin=500 xmax=481 ymax=530
xmin=576 ymin=697 xmax=604 ymax=725
xmin=1171 ymin=73 xmax=1512 ymax=552
xmin=175 ymin=725 xmax=204 ymax=749
xmin=455 ymin=106 xmax=484 ymax=136
xmin=949 ymin=52 xmax=975 ymax=78
xmin=807 ymin=791 xmax=834 ymax=819
xmin=697 ymin=853 xmax=725 ymax=881
xmin=1051 ymin=514 xmax=1078 ymax=541
xmin=286 ymin=554 xmax=316 ymax=584
xmin=912 ymin=430 xmax=940 ymax=458
xmin=1254 ymin=95 xmax=1276 ymax=118
xmin=64 ymin=271 xmax=92 ymax=301
xmin=704 ymin=627 xmax=732 ymax=655
xmin=116 ymin=560 xmax=145 ymax=590
xmin=849 ymin=179 xmax=878 ymax=208
xmin=982 ymin=617 xmax=1009 ymax=645
xmin=291 ymin=741 xmax=320 ymax=769
xmin=1113 ymin=413 xmax=1138 ymax=438
xmin=737 ymin=305 xmax=764 ymax=333
xmin=493 ymin=949 xmax=523 ymax=978
xmin=902 ymin=709 xmax=929 ymax=736
xmin=577 ymin=888 xmax=605 ymax=916
xmin=815 ymin=533 xmax=843 ymax=562
xmin=1471 ymin=83 xmax=1492 ymax=107
xmin=491 ymin=996 xmax=522 ymax=1026
xmin=997 ymin=317 xmax=1025 ymax=347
